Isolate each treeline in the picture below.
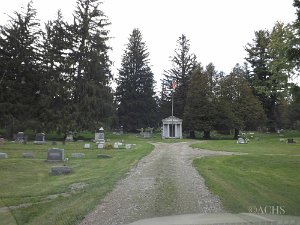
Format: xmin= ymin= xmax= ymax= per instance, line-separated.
xmin=0 ymin=0 xmax=299 ymax=138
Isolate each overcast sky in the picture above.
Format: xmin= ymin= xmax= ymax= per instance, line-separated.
xmin=0 ymin=0 xmax=297 ymax=89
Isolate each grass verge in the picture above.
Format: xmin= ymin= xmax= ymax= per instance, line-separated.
xmin=0 ymin=134 xmax=153 ymax=225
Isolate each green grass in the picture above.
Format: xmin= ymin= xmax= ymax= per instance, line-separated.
xmin=192 ymin=131 xmax=300 ymax=216
xmin=193 ymin=155 xmax=300 ymax=216
xmin=0 ymin=134 xmax=154 ymax=225
xmin=191 ymin=131 xmax=300 ymax=155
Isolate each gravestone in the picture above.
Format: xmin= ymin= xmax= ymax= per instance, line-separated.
xmin=65 ymin=132 xmax=73 ymax=142
xmin=287 ymin=138 xmax=295 ymax=144
xmin=0 ymin=153 xmax=8 ymax=159
xmin=84 ymin=143 xmax=90 ymax=149
xmin=95 ymin=127 xmax=105 ymax=143
xmin=34 ymin=133 xmax=45 ymax=144
xmin=47 ymin=148 xmax=64 ymax=161
xmin=0 ymin=138 xmax=4 ymax=145
xmin=113 ymin=142 xmax=119 ymax=149
xmin=52 ymin=141 xmax=57 ymax=145
xmin=22 ymin=152 xmax=34 ymax=158
xmin=50 ymin=166 xmax=72 ymax=175
xmin=143 ymin=131 xmax=151 ymax=138
xmin=97 ymin=143 xmax=104 ymax=149
xmin=125 ymin=144 xmax=132 ymax=150
xmin=71 ymin=153 xmax=85 ymax=158
xmin=15 ymin=132 xmax=25 ymax=143
xmin=237 ymin=138 xmax=246 ymax=144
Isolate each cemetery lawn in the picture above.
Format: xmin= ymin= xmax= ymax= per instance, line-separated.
xmin=192 ymin=131 xmax=300 ymax=216
xmin=0 ymin=134 xmax=153 ymax=225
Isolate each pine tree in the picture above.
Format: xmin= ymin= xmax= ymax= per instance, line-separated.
xmin=161 ymin=34 xmax=197 ymax=119
xmin=115 ymin=29 xmax=158 ymax=131
xmin=0 ymin=1 xmax=43 ymax=136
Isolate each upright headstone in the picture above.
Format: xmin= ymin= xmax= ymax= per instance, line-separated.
xmin=15 ymin=132 xmax=25 ymax=143
xmin=95 ymin=127 xmax=105 ymax=143
xmin=125 ymin=144 xmax=132 ymax=150
xmin=143 ymin=131 xmax=151 ymax=138
xmin=34 ymin=133 xmax=46 ymax=144
xmin=237 ymin=138 xmax=246 ymax=144
xmin=47 ymin=148 xmax=64 ymax=161
xmin=0 ymin=153 xmax=8 ymax=159
xmin=0 ymin=138 xmax=4 ymax=145
xmin=65 ymin=132 xmax=74 ymax=142
xmin=113 ymin=142 xmax=119 ymax=149
xmin=84 ymin=143 xmax=90 ymax=149
xmin=97 ymin=143 xmax=104 ymax=149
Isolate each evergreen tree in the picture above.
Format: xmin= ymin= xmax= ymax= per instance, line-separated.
xmin=245 ymin=30 xmax=277 ymax=131
xmin=219 ymin=64 xmax=266 ymax=139
xmin=183 ymin=64 xmax=216 ymax=139
xmin=41 ymin=11 xmax=76 ymax=133
xmin=115 ymin=28 xmax=158 ymax=131
xmin=0 ymin=1 xmax=43 ymax=137
xmin=68 ymin=0 xmax=114 ymax=130
xmin=161 ymin=34 xmax=197 ymax=119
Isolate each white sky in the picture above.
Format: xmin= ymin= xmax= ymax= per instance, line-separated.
xmin=0 ymin=0 xmax=297 ymax=89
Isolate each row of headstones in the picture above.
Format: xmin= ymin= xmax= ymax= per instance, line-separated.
xmin=0 ymin=148 xmax=114 ymax=160
xmin=10 ymin=132 xmax=46 ymax=144
xmin=84 ymin=142 xmax=133 ymax=149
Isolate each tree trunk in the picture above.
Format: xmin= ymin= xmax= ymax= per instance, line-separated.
xmin=234 ymin=129 xmax=239 ymax=140
xmin=189 ymin=130 xmax=196 ymax=139
xmin=203 ymin=130 xmax=210 ymax=140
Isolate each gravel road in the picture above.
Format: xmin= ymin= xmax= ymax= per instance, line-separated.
xmin=79 ymin=142 xmax=238 ymax=225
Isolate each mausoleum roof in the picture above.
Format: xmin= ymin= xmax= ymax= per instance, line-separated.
xmin=162 ymin=116 xmax=182 ymax=122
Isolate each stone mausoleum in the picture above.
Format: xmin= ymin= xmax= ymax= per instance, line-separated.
xmin=162 ymin=116 xmax=183 ymax=139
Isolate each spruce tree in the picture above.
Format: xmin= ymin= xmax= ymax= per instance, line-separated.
xmin=41 ymin=11 xmax=76 ymax=133
xmin=116 ymin=28 xmax=158 ymax=131
xmin=0 ymin=1 xmax=43 ymax=136
xmin=68 ymin=0 xmax=114 ymax=130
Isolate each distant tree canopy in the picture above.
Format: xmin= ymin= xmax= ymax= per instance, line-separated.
xmin=0 ymin=0 xmax=114 ymax=137
xmin=115 ymin=28 xmax=158 ymax=131
xmin=0 ymin=0 xmax=299 ymax=139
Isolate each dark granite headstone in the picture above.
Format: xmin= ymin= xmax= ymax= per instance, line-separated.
xmin=15 ymin=132 xmax=25 ymax=143
xmin=34 ymin=133 xmax=45 ymax=144
xmin=47 ymin=148 xmax=64 ymax=161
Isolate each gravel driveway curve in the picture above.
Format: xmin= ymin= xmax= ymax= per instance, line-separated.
xmin=79 ymin=142 xmax=237 ymax=225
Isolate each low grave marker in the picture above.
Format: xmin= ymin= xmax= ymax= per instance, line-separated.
xmin=47 ymin=148 xmax=64 ymax=162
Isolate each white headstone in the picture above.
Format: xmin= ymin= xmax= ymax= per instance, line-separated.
xmin=237 ymin=138 xmax=246 ymax=144
xmin=97 ymin=143 xmax=104 ymax=149
xmin=113 ymin=142 xmax=119 ymax=149
xmin=125 ymin=144 xmax=132 ymax=150
xmin=84 ymin=143 xmax=90 ymax=149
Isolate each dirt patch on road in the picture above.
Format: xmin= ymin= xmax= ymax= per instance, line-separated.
xmin=80 ymin=142 xmax=238 ymax=225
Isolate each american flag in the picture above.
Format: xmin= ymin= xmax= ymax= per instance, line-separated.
xmin=172 ymin=79 xmax=177 ymax=90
